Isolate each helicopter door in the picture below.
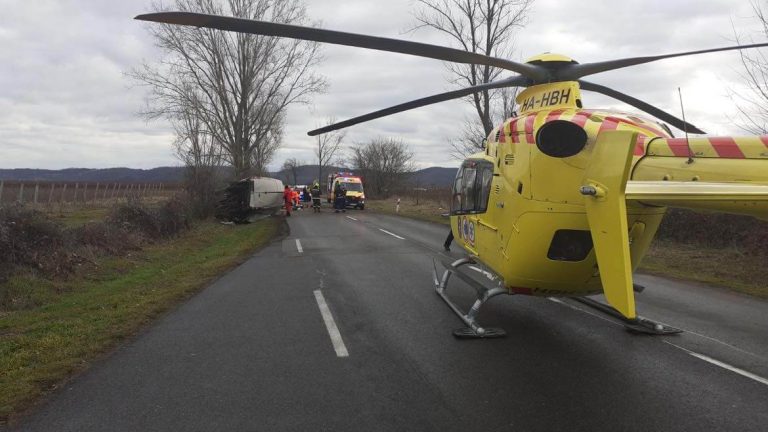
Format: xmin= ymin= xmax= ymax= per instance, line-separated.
xmin=451 ymin=159 xmax=495 ymax=255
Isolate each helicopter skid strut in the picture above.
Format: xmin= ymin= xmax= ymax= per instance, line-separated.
xmin=572 ymin=297 xmax=682 ymax=335
xmin=433 ymin=257 xmax=508 ymax=339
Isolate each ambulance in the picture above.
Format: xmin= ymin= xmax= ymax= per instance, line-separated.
xmin=326 ymin=172 xmax=366 ymax=210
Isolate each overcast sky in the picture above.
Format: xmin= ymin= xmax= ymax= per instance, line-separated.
xmin=0 ymin=0 xmax=765 ymax=171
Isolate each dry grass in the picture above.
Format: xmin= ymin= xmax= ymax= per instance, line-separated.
xmin=50 ymin=207 xmax=110 ymax=228
xmin=365 ymin=197 xmax=450 ymax=226
xmin=641 ymin=241 xmax=767 ymax=298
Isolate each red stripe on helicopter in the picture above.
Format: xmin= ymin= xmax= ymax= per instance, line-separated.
xmin=545 ymin=109 xmax=566 ymax=123
xmin=600 ymin=117 xmax=648 ymax=155
xmin=635 ymin=135 xmax=647 ymax=156
xmin=525 ymin=114 xmax=536 ymax=143
xmin=602 ymin=116 xmax=668 ymax=138
xmin=760 ymin=136 xmax=768 ymax=148
xmin=570 ymin=110 xmax=595 ymax=128
xmin=666 ymin=138 xmax=695 ymax=157
xmin=598 ymin=116 xmax=620 ymax=133
xmin=510 ymin=118 xmax=520 ymax=143
xmin=497 ymin=122 xmax=506 ymax=143
xmin=709 ymin=137 xmax=745 ymax=159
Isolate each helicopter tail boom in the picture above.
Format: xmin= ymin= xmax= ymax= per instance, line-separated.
xmin=626 ymin=181 xmax=768 ymax=220
xmin=630 ymin=135 xmax=768 ymax=219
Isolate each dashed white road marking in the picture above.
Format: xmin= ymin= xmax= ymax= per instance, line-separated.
xmin=680 ymin=329 xmax=765 ymax=361
xmin=548 ymin=298 xmax=768 ymax=378
xmin=664 ymin=341 xmax=768 ymax=387
xmin=379 ymin=228 xmax=405 ymax=240
xmin=346 ymin=216 xmax=358 ymax=221
xmin=295 ymin=239 xmax=303 ymax=254
xmin=314 ymin=290 xmax=349 ymax=357
xmin=546 ymin=297 xmax=622 ymax=327
xmin=548 ymin=297 xmax=764 ymax=362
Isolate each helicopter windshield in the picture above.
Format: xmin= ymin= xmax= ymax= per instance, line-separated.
xmin=451 ymin=160 xmax=494 ymax=215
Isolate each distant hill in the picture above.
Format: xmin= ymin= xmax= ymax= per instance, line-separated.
xmin=408 ymin=167 xmax=457 ymax=188
xmin=270 ymin=165 xmax=342 ymax=186
xmin=0 ymin=167 xmax=185 ymax=183
xmin=271 ymin=165 xmax=457 ymax=188
xmin=0 ymin=165 xmax=458 ymax=188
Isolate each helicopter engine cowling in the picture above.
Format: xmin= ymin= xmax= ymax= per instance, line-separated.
xmin=535 ymin=120 xmax=588 ymax=158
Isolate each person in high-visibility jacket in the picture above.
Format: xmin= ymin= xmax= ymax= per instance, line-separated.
xmin=283 ymin=185 xmax=293 ymax=216
xmin=310 ymin=182 xmax=322 ymax=213
xmin=333 ymin=183 xmax=347 ymax=213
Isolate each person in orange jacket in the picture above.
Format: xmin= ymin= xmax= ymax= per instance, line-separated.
xmin=283 ymin=185 xmax=293 ymax=216
xmin=292 ymin=189 xmax=300 ymax=209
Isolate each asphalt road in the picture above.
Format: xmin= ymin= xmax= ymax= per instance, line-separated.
xmin=9 ymin=206 xmax=768 ymax=431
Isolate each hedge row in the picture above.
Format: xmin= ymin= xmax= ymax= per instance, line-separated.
xmin=0 ymin=197 xmax=193 ymax=308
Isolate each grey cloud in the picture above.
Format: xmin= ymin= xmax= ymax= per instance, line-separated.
xmin=0 ymin=0 xmax=764 ymax=171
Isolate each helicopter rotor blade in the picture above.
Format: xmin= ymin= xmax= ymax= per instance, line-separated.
xmin=135 ymin=12 xmax=547 ymax=81
xmin=561 ymin=42 xmax=768 ymax=80
xmin=308 ymin=75 xmax=530 ymax=136
xmin=577 ymin=80 xmax=706 ymax=134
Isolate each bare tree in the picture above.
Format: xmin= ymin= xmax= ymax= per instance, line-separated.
xmin=449 ymin=86 xmax=519 ymax=158
xmin=282 ymin=157 xmax=302 ymax=186
xmin=412 ymin=0 xmax=533 ymax=157
xmin=172 ymin=88 xmax=225 ymax=216
xmin=133 ymin=0 xmax=326 ymax=178
xmin=314 ymin=118 xmax=346 ymax=191
xmin=732 ymin=1 xmax=768 ymax=134
xmin=351 ymin=138 xmax=415 ymax=198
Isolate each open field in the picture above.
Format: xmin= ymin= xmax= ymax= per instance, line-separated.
xmin=364 ymin=197 xmax=450 ymax=225
xmin=0 ymin=180 xmax=179 ymax=211
xmin=365 ymin=197 xmax=768 ymax=298
xmin=0 ymin=217 xmax=281 ymax=423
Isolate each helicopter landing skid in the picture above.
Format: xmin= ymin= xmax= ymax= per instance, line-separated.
xmin=433 ymin=257 xmax=508 ymax=339
xmin=572 ymin=297 xmax=682 ymax=335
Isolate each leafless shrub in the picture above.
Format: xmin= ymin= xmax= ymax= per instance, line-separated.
xmin=350 ymin=138 xmax=415 ymax=198
xmin=70 ymin=222 xmax=140 ymax=256
xmin=154 ymin=195 xmax=192 ymax=237
xmin=107 ymin=199 xmax=159 ymax=238
xmin=0 ymin=196 xmax=195 ymax=310
xmin=656 ymin=209 xmax=768 ymax=256
xmin=0 ymin=205 xmax=74 ymax=283
xmin=107 ymin=196 xmax=191 ymax=239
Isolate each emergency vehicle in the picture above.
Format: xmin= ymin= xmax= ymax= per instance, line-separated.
xmin=327 ymin=172 xmax=366 ymax=209
xmin=216 ymin=176 xmax=284 ymax=223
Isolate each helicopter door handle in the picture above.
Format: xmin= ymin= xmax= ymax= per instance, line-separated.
xmin=477 ymin=219 xmax=498 ymax=231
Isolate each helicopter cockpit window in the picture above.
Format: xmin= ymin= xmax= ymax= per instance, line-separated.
xmin=451 ymin=160 xmax=494 ymax=215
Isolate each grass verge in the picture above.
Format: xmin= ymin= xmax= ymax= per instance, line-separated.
xmin=51 ymin=207 xmax=110 ymax=228
xmin=365 ymin=198 xmax=449 ymax=226
xmin=640 ymin=241 xmax=767 ymax=298
xmin=366 ymin=199 xmax=767 ymax=298
xmin=0 ymin=217 xmax=281 ymax=423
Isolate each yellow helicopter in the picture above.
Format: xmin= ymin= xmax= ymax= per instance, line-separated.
xmin=136 ymin=12 xmax=768 ymax=338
